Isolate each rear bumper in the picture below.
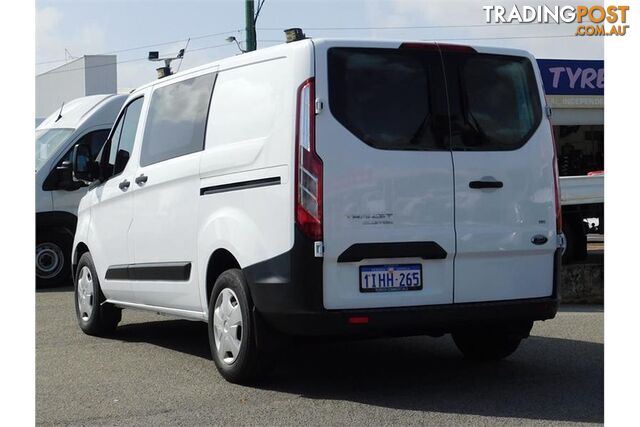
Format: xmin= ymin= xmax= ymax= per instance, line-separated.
xmin=257 ymin=296 xmax=558 ymax=337
xmin=244 ymin=228 xmax=561 ymax=337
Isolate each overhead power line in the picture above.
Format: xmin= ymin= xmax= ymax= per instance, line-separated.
xmin=257 ymin=22 xmax=573 ymax=31
xmin=36 ymin=29 xmax=241 ymax=66
xmin=37 ymin=22 xmax=575 ymax=67
xmin=38 ymin=42 xmax=234 ymax=76
xmin=37 ymin=33 xmax=578 ymax=77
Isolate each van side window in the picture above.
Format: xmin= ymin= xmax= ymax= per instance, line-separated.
xmin=42 ymin=129 xmax=111 ymax=191
xmin=328 ymin=48 xmax=449 ymax=151
xmin=101 ymin=97 xmax=144 ymax=180
xmin=60 ymin=129 xmax=110 ymax=164
xmin=447 ymin=54 xmax=542 ymax=151
xmin=140 ymin=73 xmax=215 ymax=166
xmin=84 ymin=129 xmax=111 ymax=158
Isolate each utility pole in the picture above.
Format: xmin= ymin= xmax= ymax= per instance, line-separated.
xmin=245 ymin=0 xmax=257 ymax=52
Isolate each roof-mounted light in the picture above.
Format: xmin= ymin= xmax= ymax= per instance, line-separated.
xmin=284 ymin=28 xmax=306 ymax=43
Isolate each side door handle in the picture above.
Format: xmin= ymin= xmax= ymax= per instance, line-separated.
xmin=135 ymin=174 xmax=148 ymax=186
xmin=469 ymin=180 xmax=503 ymax=189
xmin=118 ymin=179 xmax=130 ymax=191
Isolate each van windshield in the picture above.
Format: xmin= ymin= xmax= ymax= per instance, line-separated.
xmin=35 ymin=128 xmax=74 ymax=171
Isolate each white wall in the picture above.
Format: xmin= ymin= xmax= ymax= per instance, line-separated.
xmin=84 ymin=56 xmax=117 ymax=96
xmin=36 ymin=55 xmax=116 ymax=120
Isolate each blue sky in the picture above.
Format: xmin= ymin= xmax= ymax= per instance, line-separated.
xmin=36 ymin=0 xmax=603 ymax=91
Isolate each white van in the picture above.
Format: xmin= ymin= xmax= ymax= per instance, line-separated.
xmin=69 ymin=39 xmax=562 ymax=383
xmin=36 ymin=94 xmax=127 ymax=287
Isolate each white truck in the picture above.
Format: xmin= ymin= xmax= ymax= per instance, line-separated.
xmin=36 ymin=94 xmax=127 ymax=287
xmin=559 ymin=173 xmax=604 ymax=262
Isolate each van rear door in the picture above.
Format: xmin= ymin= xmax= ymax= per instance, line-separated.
xmin=313 ymin=41 xmax=455 ymax=310
xmin=441 ymin=48 xmax=557 ymax=303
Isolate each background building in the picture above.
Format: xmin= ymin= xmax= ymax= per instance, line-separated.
xmin=36 ymin=55 xmax=117 ymax=124
xmin=537 ymin=59 xmax=604 ymax=177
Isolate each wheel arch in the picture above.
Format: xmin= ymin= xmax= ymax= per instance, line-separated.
xmin=205 ymin=248 xmax=241 ymax=306
xmin=72 ymin=242 xmax=91 ymax=281
xmin=36 ymin=211 xmax=77 ymax=238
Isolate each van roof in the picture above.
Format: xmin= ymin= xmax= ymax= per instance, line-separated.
xmin=130 ymin=38 xmax=534 ymax=95
xmin=36 ymin=94 xmax=125 ymax=131
xmin=131 ymin=39 xmax=310 ymax=93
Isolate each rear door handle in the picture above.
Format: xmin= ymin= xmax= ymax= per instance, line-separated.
xmin=469 ymin=180 xmax=503 ymax=189
xmin=118 ymin=179 xmax=130 ymax=191
xmin=135 ymin=174 xmax=148 ymax=186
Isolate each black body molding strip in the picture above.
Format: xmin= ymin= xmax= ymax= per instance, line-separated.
xmin=105 ymin=262 xmax=191 ymax=282
xmin=337 ymin=241 xmax=447 ymax=263
xmin=200 ymin=176 xmax=281 ymax=196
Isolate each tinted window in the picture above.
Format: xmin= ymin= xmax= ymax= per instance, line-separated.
xmin=140 ymin=73 xmax=215 ymax=166
xmin=56 ymin=129 xmax=110 ymax=167
xmin=63 ymin=129 xmax=109 ymax=162
xmin=446 ymin=54 xmax=542 ymax=151
xmin=101 ymin=97 xmax=144 ymax=179
xmin=328 ymin=48 xmax=449 ymax=151
xmin=105 ymin=117 xmax=124 ymax=172
xmin=85 ymin=129 xmax=110 ymax=158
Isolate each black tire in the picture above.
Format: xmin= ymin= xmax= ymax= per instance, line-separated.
xmin=452 ymin=328 xmax=524 ymax=361
xmin=74 ymin=252 xmax=121 ymax=336
xmin=36 ymin=229 xmax=73 ymax=288
xmin=562 ymin=214 xmax=587 ymax=263
xmin=208 ymin=269 xmax=266 ymax=384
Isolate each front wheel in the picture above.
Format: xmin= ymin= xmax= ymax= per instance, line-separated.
xmin=74 ymin=252 xmax=121 ymax=336
xmin=36 ymin=230 xmax=72 ymax=288
xmin=208 ymin=269 xmax=266 ymax=384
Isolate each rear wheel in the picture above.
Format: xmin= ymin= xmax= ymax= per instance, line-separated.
xmin=36 ymin=230 xmax=72 ymax=288
xmin=452 ymin=323 xmax=531 ymax=361
xmin=208 ymin=269 xmax=266 ymax=384
xmin=74 ymin=252 xmax=121 ymax=336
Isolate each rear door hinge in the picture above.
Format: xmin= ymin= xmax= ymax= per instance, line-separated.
xmin=314 ymin=241 xmax=324 ymax=257
xmin=315 ymin=98 xmax=324 ymax=114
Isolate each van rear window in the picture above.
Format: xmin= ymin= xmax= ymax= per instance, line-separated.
xmin=328 ymin=48 xmax=449 ymax=151
xmin=446 ymin=54 xmax=542 ymax=151
xmin=328 ymin=48 xmax=542 ymax=152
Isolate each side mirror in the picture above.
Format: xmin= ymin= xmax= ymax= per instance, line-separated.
xmin=72 ymin=144 xmax=99 ymax=184
xmin=57 ymin=160 xmax=72 ymax=171
xmin=54 ymin=159 xmax=83 ymax=191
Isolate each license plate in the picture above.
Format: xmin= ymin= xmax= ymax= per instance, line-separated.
xmin=359 ymin=264 xmax=423 ymax=293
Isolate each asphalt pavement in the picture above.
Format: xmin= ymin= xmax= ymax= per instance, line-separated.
xmin=36 ymin=286 xmax=603 ymax=425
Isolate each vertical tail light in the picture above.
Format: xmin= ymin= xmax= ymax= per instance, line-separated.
xmin=295 ymin=78 xmax=323 ymax=240
xmin=550 ymin=126 xmax=563 ymax=233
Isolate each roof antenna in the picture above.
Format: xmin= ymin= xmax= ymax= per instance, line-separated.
xmin=64 ymin=48 xmax=76 ymax=61
xmin=54 ymin=101 xmax=64 ymax=122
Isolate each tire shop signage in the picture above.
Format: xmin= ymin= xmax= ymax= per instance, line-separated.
xmin=537 ymin=59 xmax=604 ymax=108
